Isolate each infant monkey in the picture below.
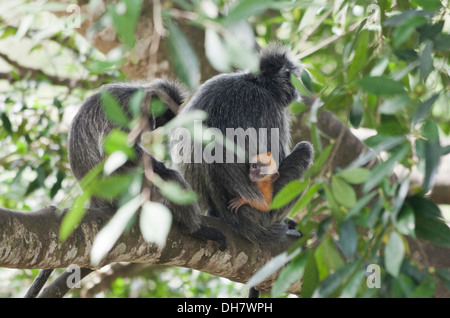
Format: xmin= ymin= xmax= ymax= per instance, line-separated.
xmin=228 ymin=152 xmax=279 ymax=213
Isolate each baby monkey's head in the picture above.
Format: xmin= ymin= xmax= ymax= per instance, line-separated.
xmin=249 ymin=152 xmax=279 ymax=183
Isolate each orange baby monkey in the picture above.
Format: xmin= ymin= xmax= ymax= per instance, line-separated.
xmin=228 ymin=152 xmax=279 ymax=213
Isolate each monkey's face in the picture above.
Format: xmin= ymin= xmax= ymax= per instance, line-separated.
xmin=249 ymin=162 xmax=275 ymax=183
xmin=249 ymin=152 xmax=278 ymax=182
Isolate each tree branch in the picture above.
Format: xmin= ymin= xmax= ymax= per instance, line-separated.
xmin=0 ymin=52 xmax=107 ymax=89
xmin=0 ymin=206 xmax=300 ymax=295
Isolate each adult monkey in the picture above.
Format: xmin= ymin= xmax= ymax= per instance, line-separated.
xmin=25 ymin=80 xmax=225 ymax=298
xmin=172 ymin=44 xmax=313 ymax=296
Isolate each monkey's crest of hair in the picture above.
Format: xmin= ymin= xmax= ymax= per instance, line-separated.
xmin=258 ymin=44 xmax=300 ymax=78
xmin=255 ymin=44 xmax=301 ymax=106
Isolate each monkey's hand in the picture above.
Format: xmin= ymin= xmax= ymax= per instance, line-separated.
xmin=228 ymin=198 xmax=246 ymax=214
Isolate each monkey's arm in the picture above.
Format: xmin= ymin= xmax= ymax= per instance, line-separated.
xmin=273 ymin=141 xmax=313 ymax=194
xmin=228 ymin=197 xmax=271 ymax=213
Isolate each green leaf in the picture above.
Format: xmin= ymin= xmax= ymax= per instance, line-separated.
xmin=225 ymin=0 xmax=269 ymax=23
xmin=205 ymin=28 xmax=230 ymax=72
xmin=91 ymin=195 xmax=142 ymax=266
xmin=222 ymin=29 xmax=259 ymax=73
xmin=418 ymin=21 xmax=444 ymax=44
xmin=165 ymin=20 xmax=200 ymax=90
xmin=271 ymin=180 xmax=310 ymax=210
xmin=358 ymin=76 xmax=406 ymax=95
xmin=163 ymin=109 xmax=208 ymax=133
xmin=350 ymin=135 xmax=406 ymax=168
xmin=409 ymin=275 xmax=436 ymax=298
xmin=50 ymin=170 xmax=65 ymax=198
xmin=419 ymin=41 xmax=434 ymax=82
xmin=350 ymin=93 xmax=363 ymax=128
xmin=392 ymin=23 xmax=416 ymax=48
xmin=129 ymin=89 xmax=145 ymax=117
xmin=422 ymin=137 xmax=441 ymax=194
xmin=384 ymin=231 xmax=405 ymax=278
xmin=288 ymin=182 xmax=322 ymax=217
xmin=324 ymin=184 xmax=345 ymax=222
xmin=108 ymin=0 xmax=142 ymax=48
xmin=103 ymin=129 xmax=136 ymax=159
xmin=290 ymin=101 xmax=307 ymax=115
xmin=394 ymin=49 xmax=419 ymax=61
xmin=225 ymin=0 xmax=304 ymax=24
xmin=337 ymin=220 xmax=357 ymax=259
xmin=362 ymin=143 xmax=410 ymax=193
xmin=379 ymin=95 xmax=412 ymax=115
xmin=271 ymin=252 xmax=308 ymax=297
xmin=393 ymin=273 xmax=416 ymax=297
xmin=414 ymin=210 xmax=450 ymax=248
xmin=90 ymin=174 xmax=135 ymax=199
xmin=391 ymin=16 xmax=427 ymax=47
xmin=315 ymin=237 xmax=345 ymax=281
xmin=59 ymin=191 xmax=90 ymax=242
xmin=395 ymin=205 xmax=416 ymax=236
xmin=383 ymin=10 xmax=434 ymax=27
xmin=103 ymin=151 xmax=128 ymax=176
xmin=100 ymin=90 xmax=129 ymax=127
xmin=1 ymin=113 xmax=12 ymax=133
xmin=140 ymin=201 xmax=173 ymax=248
xmin=331 ymin=176 xmax=356 ymax=208
xmin=345 ymin=191 xmax=377 ymax=220
xmin=153 ymin=178 xmax=197 ymax=205
xmin=414 ymin=0 xmax=442 ymax=10
xmin=436 ymin=268 xmax=450 ymax=290
xmin=340 ymin=266 xmax=366 ymax=298
xmin=336 ymin=168 xmax=370 ymax=184
xmin=290 ymin=74 xmax=310 ymax=97
xmin=305 ymin=144 xmax=333 ymax=177
xmin=314 ymin=262 xmax=357 ymax=298
xmin=412 ymin=94 xmax=440 ymax=125
xmin=301 ymin=250 xmax=320 ymax=298
xmin=247 ymin=248 xmax=301 ymax=289
xmin=300 ymin=69 xmax=314 ymax=92
xmin=86 ymin=60 xmax=122 ymax=74
xmin=435 ymin=34 xmax=450 ymax=51
xmin=150 ymin=99 xmax=167 ymax=117
xmin=348 ymin=30 xmax=369 ymax=79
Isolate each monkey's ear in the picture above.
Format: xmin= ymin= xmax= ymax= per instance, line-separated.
xmin=271 ymin=172 xmax=280 ymax=182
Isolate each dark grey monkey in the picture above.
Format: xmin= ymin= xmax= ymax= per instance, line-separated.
xmin=25 ymin=79 xmax=225 ymax=298
xmin=68 ymin=79 xmax=222 ymax=237
xmin=172 ymin=44 xmax=314 ymax=245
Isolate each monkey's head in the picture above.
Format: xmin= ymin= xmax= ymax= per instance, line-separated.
xmin=257 ymin=43 xmax=301 ymax=106
xmin=249 ymin=152 xmax=279 ymax=183
xmin=185 ymin=43 xmax=301 ymax=130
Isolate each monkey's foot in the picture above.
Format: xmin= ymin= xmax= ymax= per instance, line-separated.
xmin=192 ymin=225 xmax=227 ymax=251
xmin=227 ymin=199 xmax=243 ymax=214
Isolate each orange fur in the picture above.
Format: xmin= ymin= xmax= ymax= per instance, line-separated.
xmin=228 ymin=152 xmax=278 ymax=213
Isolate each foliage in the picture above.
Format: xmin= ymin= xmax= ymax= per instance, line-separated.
xmin=0 ymin=0 xmax=449 ymax=297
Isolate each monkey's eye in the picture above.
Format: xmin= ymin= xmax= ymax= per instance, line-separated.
xmin=252 ymin=163 xmax=257 ymax=169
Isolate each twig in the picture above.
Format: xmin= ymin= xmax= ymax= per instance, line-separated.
xmin=297 ymin=18 xmax=367 ymax=60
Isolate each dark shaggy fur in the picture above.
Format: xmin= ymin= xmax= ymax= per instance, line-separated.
xmin=173 ymin=44 xmax=313 ymax=244
xmin=68 ymin=79 xmax=206 ymax=234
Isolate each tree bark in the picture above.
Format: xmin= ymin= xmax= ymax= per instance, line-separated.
xmin=0 ymin=206 xmax=299 ymax=295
